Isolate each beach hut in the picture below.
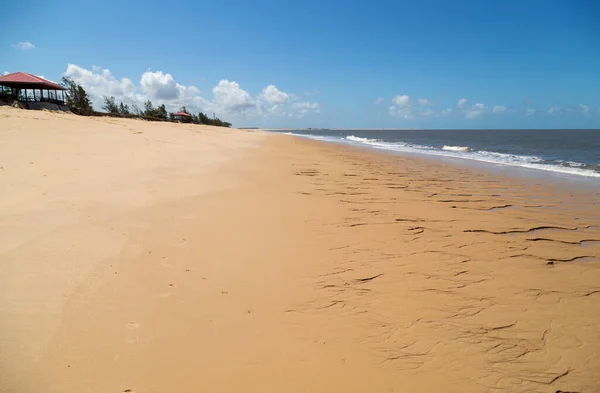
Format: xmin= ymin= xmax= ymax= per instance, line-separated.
xmin=0 ymin=72 xmax=69 ymax=111
xmin=173 ymin=111 xmax=192 ymax=122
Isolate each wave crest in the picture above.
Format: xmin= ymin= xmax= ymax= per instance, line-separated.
xmin=442 ymin=145 xmax=471 ymax=152
xmin=346 ymin=135 xmax=379 ymax=143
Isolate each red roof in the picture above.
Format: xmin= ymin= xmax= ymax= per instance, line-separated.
xmin=173 ymin=111 xmax=192 ymax=117
xmin=0 ymin=72 xmax=66 ymax=90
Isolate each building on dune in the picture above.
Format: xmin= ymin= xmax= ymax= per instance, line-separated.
xmin=0 ymin=72 xmax=70 ymax=112
xmin=173 ymin=111 xmax=192 ymax=122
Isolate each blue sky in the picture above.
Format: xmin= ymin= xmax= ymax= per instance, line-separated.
xmin=2 ymin=0 xmax=599 ymax=128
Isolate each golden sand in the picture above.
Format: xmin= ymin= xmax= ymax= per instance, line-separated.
xmin=1 ymin=107 xmax=599 ymax=392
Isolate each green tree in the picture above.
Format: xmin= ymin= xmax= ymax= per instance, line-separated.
xmin=61 ymin=77 xmax=93 ymax=115
xmin=197 ymin=111 xmax=231 ymax=127
xmin=143 ymin=100 xmax=155 ymax=117
xmin=156 ymin=104 xmax=168 ymax=120
xmin=131 ymin=102 xmax=141 ymax=115
xmin=119 ymin=102 xmax=130 ymax=115
xmin=198 ymin=112 xmax=211 ymax=124
xmin=102 ymin=96 xmax=119 ymax=114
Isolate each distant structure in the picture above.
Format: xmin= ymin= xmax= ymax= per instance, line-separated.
xmin=0 ymin=72 xmax=69 ymax=111
xmin=173 ymin=111 xmax=192 ymax=122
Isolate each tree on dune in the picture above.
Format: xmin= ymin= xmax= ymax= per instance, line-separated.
xmin=119 ymin=102 xmax=130 ymax=115
xmin=143 ymin=100 xmax=156 ymax=117
xmin=130 ymin=102 xmax=141 ymax=116
xmin=156 ymin=104 xmax=168 ymax=120
xmin=197 ymin=111 xmax=231 ymax=127
xmin=61 ymin=77 xmax=93 ymax=115
xmin=102 ymin=96 xmax=119 ymax=114
xmin=57 ymin=78 xmax=230 ymax=127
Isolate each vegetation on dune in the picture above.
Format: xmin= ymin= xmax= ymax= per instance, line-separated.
xmin=59 ymin=81 xmax=232 ymax=127
xmin=61 ymin=77 xmax=94 ymax=115
xmin=97 ymin=96 xmax=232 ymax=127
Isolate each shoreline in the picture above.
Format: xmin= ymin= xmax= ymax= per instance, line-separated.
xmin=310 ymin=136 xmax=600 ymax=192
xmin=2 ymin=108 xmax=599 ymax=392
xmin=261 ymin=130 xmax=600 ymax=183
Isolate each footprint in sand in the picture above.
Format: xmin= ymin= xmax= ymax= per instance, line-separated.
xmin=160 ymin=256 xmax=171 ymax=268
xmin=157 ymin=283 xmax=176 ymax=298
xmin=125 ymin=321 xmax=139 ymax=343
xmin=126 ymin=321 xmax=140 ymax=330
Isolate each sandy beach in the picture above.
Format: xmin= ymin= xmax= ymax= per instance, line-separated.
xmin=1 ymin=107 xmax=599 ymax=393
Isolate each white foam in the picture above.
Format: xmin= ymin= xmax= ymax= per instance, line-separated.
xmin=442 ymin=145 xmax=471 ymax=152
xmin=559 ymin=160 xmax=585 ymax=168
xmin=346 ymin=135 xmax=379 ymax=143
xmin=277 ymin=132 xmax=600 ymax=178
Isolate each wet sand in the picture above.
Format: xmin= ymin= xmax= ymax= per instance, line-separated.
xmin=1 ymin=107 xmax=599 ymax=392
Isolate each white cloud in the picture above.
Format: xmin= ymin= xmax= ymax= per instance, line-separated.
xmin=465 ymin=103 xmax=485 ymax=119
xmin=374 ymin=97 xmax=384 ymax=105
xmin=388 ymin=106 xmax=413 ymax=119
xmin=292 ymin=101 xmax=319 ymax=114
xmin=456 ymin=99 xmax=486 ymax=119
xmin=418 ymin=98 xmax=433 ymax=106
xmin=3 ymin=71 xmax=9 ymax=76
xmin=212 ymin=80 xmax=255 ymax=113
xmin=526 ymin=108 xmax=536 ymax=116
xmin=13 ymin=41 xmax=35 ymax=50
xmin=140 ymin=70 xmax=192 ymax=100
xmin=548 ymin=104 xmax=592 ymax=116
xmin=548 ymin=105 xmax=562 ymax=115
xmin=441 ymin=108 xmax=453 ymax=116
xmin=65 ymin=64 xmax=137 ymax=104
xmin=492 ymin=105 xmax=506 ymax=113
xmin=63 ymin=64 xmax=318 ymax=122
xmin=259 ymin=85 xmax=289 ymax=105
xmin=392 ymin=95 xmax=411 ymax=107
xmin=423 ymin=108 xmax=434 ymax=117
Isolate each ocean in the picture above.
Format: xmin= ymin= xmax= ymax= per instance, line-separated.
xmin=271 ymin=129 xmax=600 ymax=179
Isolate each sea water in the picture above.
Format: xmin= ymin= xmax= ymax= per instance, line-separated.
xmin=273 ymin=129 xmax=600 ymax=180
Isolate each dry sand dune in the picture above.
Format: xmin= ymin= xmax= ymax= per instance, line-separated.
xmin=1 ymin=107 xmax=599 ymax=392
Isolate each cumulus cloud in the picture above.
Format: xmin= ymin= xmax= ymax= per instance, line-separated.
xmin=388 ymin=106 xmax=413 ymax=119
xmin=65 ymin=64 xmax=137 ymax=103
xmin=526 ymin=108 xmax=536 ymax=116
xmin=374 ymin=97 xmax=384 ymax=105
xmin=548 ymin=104 xmax=592 ymax=116
xmin=393 ymin=95 xmax=411 ymax=107
xmin=441 ymin=108 xmax=453 ymax=116
xmin=2 ymin=71 xmax=9 ymax=76
xmin=465 ymin=103 xmax=485 ymax=119
xmin=62 ymin=64 xmax=318 ymax=122
xmin=140 ymin=71 xmax=190 ymax=100
xmin=212 ymin=80 xmax=256 ymax=113
xmin=578 ymin=104 xmax=590 ymax=115
xmin=259 ymin=85 xmax=289 ymax=105
xmin=13 ymin=41 xmax=35 ymax=50
xmin=418 ymin=98 xmax=433 ymax=106
xmin=292 ymin=101 xmax=320 ymax=115
xmin=548 ymin=105 xmax=562 ymax=115
xmin=455 ymin=98 xmax=486 ymax=119
xmin=492 ymin=105 xmax=506 ymax=113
